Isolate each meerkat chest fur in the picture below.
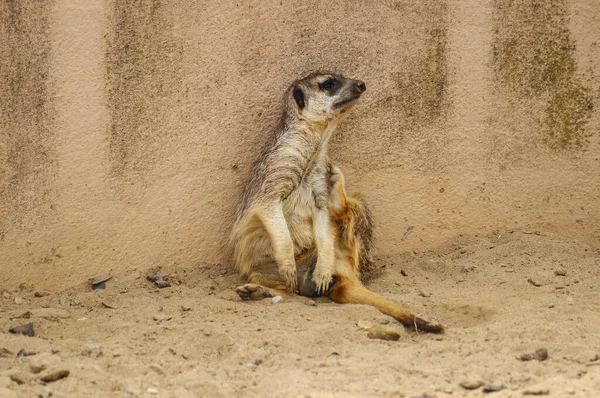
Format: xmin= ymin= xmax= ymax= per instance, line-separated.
xmin=279 ymin=122 xmax=335 ymax=252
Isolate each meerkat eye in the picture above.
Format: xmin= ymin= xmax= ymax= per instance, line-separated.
xmin=319 ymin=78 xmax=338 ymax=92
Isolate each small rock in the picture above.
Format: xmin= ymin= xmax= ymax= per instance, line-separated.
xmin=34 ymin=291 xmax=50 ymax=297
xmin=14 ymin=296 xmax=23 ymax=305
xmin=101 ymin=301 xmax=118 ymax=309
xmin=519 ymin=348 xmax=549 ymax=361
xmin=418 ymin=290 xmax=431 ymax=298
xmin=367 ymin=326 xmax=401 ymax=341
xmin=566 ymin=296 xmax=574 ymax=305
xmin=91 ymin=281 xmax=106 ymax=290
xmin=357 ymin=320 xmax=374 ymax=329
xmin=9 ymin=323 xmax=34 ymax=337
xmin=180 ymin=304 xmax=192 ymax=311
xmin=147 ymin=388 xmax=159 ymax=395
xmin=554 ymin=269 xmax=567 ymax=276
xmin=483 ymin=384 xmax=506 ymax=393
xmin=523 ymin=385 xmax=549 ymax=395
xmin=459 ymin=378 xmax=483 ymax=390
xmin=153 ymin=314 xmax=172 ymax=322
xmin=527 ymin=277 xmax=543 ymax=287
xmin=307 ymin=300 xmax=316 ymax=306
xmin=271 ymin=296 xmax=282 ymax=303
xmin=90 ymin=274 xmax=112 ymax=285
xmin=156 ymin=280 xmax=171 ymax=288
xmin=0 ymin=348 xmax=14 ymax=358
xmin=2 ymin=292 xmax=10 ymax=299
xmin=377 ymin=318 xmax=390 ymax=325
xmin=16 ymin=348 xmax=29 ymax=357
xmin=40 ymin=369 xmax=69 ymax=383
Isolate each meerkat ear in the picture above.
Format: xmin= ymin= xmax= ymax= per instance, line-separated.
xmin=293 ymin=86 xmax=306 ymax=110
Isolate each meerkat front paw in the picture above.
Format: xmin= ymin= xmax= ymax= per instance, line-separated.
xmin=279 ymin=263 xmax=298 ymax=293
xmin=312 ymin=267 xmax=334 ymax=295
xmin=235 ymin=283 xmax=273 ymax=301
xmin=328 ymin=164 xmax=347 ymax=213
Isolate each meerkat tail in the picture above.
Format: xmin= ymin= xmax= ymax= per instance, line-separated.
xmin=329 ymin=278 xmax=444 ymax=334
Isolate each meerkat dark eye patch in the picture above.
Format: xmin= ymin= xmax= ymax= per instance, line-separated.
xmin=319 ymin=78 xmax=339 ymax=95
xmin=293 ymin=86 xmax=306 ymax=109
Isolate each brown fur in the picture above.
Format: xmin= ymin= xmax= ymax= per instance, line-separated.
xmin=231 ymin=72 xmax=443 ymax=333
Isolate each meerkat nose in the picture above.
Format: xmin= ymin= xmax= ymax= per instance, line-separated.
xmin=356 ymin=81 xmax=366 ymax=92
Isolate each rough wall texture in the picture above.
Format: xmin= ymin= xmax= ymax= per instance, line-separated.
xmin=1 ymin=0 xmax=599 ymax=290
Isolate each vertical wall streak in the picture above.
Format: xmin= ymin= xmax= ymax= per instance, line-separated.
xmin=0 ymin=0 xmax=55 ymax=240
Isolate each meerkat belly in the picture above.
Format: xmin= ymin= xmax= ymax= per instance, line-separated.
xmin=283 ymin=183 xmax=320 ymax=256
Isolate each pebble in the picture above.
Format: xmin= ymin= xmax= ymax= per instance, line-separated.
xmin=156 ymin=280 xmax=171 ymax=288
xmin=2 ymin=292 xmax=10 ymax=299
xmin=377 ymin=318 xmax=390 ymax=325
xmin=40 ymin=369 xmax=69 ymax=383
xmin=307 ymin=300 xmax=316 ymax=306
xmin=34 ymin=291 xmax=50 ymax=297
xmin=523 ymin=386 xmax=549 ymax=395
xmin=91 ymin=281 xmax=106 ymax=290
xmin=271 ymin=296 xmax=282 ymax=303
xmin=459 ymin=378 xmax=483 ymax=390
xmin=147 ymin=388 xmax=159 ymax=395
xmin=17 ymin=349 xmax=29 ymax=357
xmin=554 ymin=269 xmax=567 ymax=276
xmin=153 ymin=314 xmax=172 ymax=322
xmin=527 ymin=277 xmax=543 ymax=287
xmin=520 ymin=348 xmax=548 ymax=361
xmin=366 ymin=326 xmax=401 ymax=341
xmin=483 ymin=384 xmax=506 ymax=393
xmin=8 ymin=323 xmax=34 ymax=337
xmin=90 ymin=275 xmax=112 ymax=285
xmin=14 ymin=296 xmax=23 ymax=305
xmin=418 ymin=290 xmax=431 ymax=298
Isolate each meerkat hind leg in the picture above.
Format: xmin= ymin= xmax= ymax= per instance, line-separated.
xmin=328 ymin=275 xmax=444 ymax=333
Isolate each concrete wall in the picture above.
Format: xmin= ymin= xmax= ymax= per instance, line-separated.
xmin=1 ymin=0 xmax=599 ymax=291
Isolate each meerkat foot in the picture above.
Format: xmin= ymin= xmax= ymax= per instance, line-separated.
xmin=235 ymin=283 xmax=273 ymax=301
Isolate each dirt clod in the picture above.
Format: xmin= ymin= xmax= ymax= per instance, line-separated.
xmin=40 ymin=369 xmax=69 ymax=383
xmin=520 ymin=348 xmax=549 ymax=362
xmin=366 ymin=326 xmax=401 ymax=341
xmin=459 ymin=377 xmax=483 ymax=390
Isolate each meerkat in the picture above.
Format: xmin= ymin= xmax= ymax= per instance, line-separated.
xmin=230 ymin=72 xmax=443 ymax=333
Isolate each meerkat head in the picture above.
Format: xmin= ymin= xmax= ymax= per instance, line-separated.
xmin=290 ymin=72 xmax=366 ymax=124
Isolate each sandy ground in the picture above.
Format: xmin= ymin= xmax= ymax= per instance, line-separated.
xmin=1 ymin=230 xmax=599 ymax=398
